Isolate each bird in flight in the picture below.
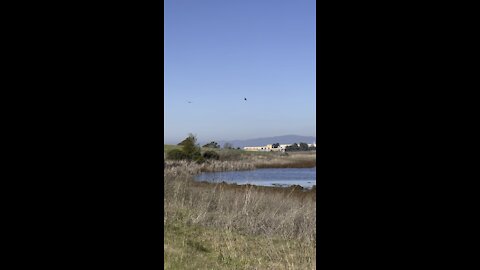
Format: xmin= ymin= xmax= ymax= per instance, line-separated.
xmin=187 ymin=101 xmax=192 ymax=103
xmin=244 ymin=98 xmax=247 ymax=101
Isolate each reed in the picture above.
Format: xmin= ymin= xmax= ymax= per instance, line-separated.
xmin=165 ymin=150 xmax=316 ymax=171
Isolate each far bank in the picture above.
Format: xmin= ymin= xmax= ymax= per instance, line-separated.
xmin=164 ymin=144 xmax=316 ymax=169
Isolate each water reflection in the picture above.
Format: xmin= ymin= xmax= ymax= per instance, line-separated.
xmin=196 ymin=167 xmax=316 ymax=189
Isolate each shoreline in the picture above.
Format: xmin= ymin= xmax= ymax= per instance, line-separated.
xmin=164 ymin=149 xmax=316 ymax=192
xmin=165 ymin=161 xmax=316 ymax=194
xmin=195 ymin=167 xmax=316 ymax=191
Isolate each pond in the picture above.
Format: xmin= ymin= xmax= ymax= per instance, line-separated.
xmin=195 ymin=167 xmax=316 ymax=189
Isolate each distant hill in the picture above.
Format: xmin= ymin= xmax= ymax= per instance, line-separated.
xmin=216 ymin=135 xmax=316 ymax=148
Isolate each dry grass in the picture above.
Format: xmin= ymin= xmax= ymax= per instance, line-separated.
xmin=245 ymin=151 xmax=316 ymax=168
xmin=164 ymin=162 xmax=316 ymax=269
xmin=165 ymin=149 xmax=316 ymax=170
xmin=165 ymin=160 xmax=255 ymax=174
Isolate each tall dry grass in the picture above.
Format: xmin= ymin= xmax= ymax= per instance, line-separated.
xmin=165 ymin=160 xmax=255 ymax=174
xmin=246 ymin=152 xmax=316 ymax=168
xmin=165 ymin=150 xmax=316 ymax=171
xmin=164 ymin=161 xmax=316 ymax=269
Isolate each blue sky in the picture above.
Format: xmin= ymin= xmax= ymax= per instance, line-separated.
xmin=164 ymin=0 xmax=316 ymax=144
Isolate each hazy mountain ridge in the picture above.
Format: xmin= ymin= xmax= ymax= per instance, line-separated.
xmin=214 ymin=135 xmax=316 ymax=148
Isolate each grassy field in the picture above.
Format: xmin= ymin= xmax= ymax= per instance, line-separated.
xmin=164 ymin=148 xmax=316 ymax=269
xmin=165 ymin=213 xmax=315 ymax=269
xmin=164 ymin=144 xmax=183 ymax=153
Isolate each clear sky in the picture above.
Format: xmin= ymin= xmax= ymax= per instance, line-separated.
xmin=164 ymin=0 xmax=316 ymax=144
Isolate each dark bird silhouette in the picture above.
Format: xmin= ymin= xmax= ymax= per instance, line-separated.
xmin=244 ymin=98 xmax=247 ymax=101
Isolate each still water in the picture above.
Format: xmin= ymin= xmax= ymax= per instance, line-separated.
xmin=196 ymin=167 xmax=316 ymax=188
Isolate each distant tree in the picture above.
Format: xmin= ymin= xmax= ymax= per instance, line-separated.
xmin=285 ymin=143 xmax=299 ymax=152
xmin=181 ymin=134 xmax=202 ymax=160
xmin=223 ymin=142 xmax=234 ymax=149
xmin=272 ymin=143 xmax=280 ymax=148
xmin=203 ymin=141 xmax=220 ymax=148
xmin=299 ymin=142 xmax=309 ymax=151
xmin=177 ymin=138 xmax=189 ymax=146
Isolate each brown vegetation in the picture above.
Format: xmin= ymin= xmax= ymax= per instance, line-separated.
xmin=165 ymin=150 xmax=316 ymax=171
xmin=164 ymin=160 xmax=316 ymax=269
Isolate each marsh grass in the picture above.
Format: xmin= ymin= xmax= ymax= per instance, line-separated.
xmin=164 ymin=161 xmax=316 ymax=269
xmin=165 ymin=145 xmax=316 ymax=170
xmin=246 ymin=152 xmax=316 ymax=168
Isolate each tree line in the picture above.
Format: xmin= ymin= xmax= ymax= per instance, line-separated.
xmin=167 ymin=134 xmax=220 ymax=163
xmin=168 ymin=135 xmax=316 ymax=164
xmin=284 ymin=142 xmax=316 ymax=152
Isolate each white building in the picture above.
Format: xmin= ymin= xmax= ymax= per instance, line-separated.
xmin=243 ymin=142 xmax=315 ymax=152
xmin=244 ymin=144 xmax=290 ymax=152
xmin=243 ymin=146 xmax=268 ymax=151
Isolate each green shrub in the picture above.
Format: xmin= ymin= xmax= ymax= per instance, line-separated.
xmin=181 ymin=134 xmax=202 ymax=160
xmin=195 ymin=156 xmax=206 ymax=164
xmin=166 ymin=149 xmax=188 ymax=160
xmin=203 ymin=150 xmax=220 ymax=160
xmin=203 ymin=141 xmax=220 ymax=148
xmin=191 ymin=150 xmax=202 ymax=160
